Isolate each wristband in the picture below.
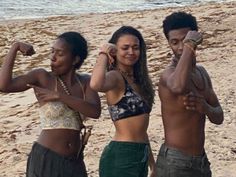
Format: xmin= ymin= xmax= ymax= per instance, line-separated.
xmin=99 ymin=51 xmax=109 ymax=57
xmin=183 ymin=39 xmax=197 ymax=48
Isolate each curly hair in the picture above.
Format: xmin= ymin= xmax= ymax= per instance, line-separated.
xmin=163 ymin=11 xmax=198 ymax=39
xmin=58 ymin=31 xmax=88 ymax=69
xmin=108 ymin=26 xmax=155 ymax=108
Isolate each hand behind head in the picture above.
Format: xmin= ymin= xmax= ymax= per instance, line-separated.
xmin=107 ymin=43 xmax=117 ymax=57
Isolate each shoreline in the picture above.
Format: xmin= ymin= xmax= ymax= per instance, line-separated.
xmin=0 ymin=1 xmax=235 ymax=23
xmin=0 ymin=1 xmax=236 ymax=177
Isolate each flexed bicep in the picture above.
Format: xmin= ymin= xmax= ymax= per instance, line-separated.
xmin=0 ymin=69 xmax=44 ymax=93
xmin=0 ymin=42 xmax=37 ymax=92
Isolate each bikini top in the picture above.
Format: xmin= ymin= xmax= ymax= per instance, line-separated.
xmin=39 ymin=76 xmax=85 ymax=131
xmin=108 ymin=76 xmax=151 ymax=121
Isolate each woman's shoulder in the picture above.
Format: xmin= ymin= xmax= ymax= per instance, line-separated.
xmin=28 ymin=68 xmax=51 ymax=78
xmin=80 ymin=70 xmax=122 ymax=82
xmin=30 ymin=68 xmax=49 ymax=74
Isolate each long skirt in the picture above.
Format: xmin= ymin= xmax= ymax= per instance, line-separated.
xmin=26 ymin=142 xmax=87 ymax=177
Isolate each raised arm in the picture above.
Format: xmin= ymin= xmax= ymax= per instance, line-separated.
xmin=166 ymin=31 xmax=202 ymax=94
xmin=90 ymin=43 xmax=119 ymax=92
xmin=0 ymin=42 xmax=36 ymax=92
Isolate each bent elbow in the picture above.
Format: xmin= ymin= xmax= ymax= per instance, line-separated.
xmin=212 ymin=113 xmax=224 ymax=125
xmin=166 ymin=78 xmax=188 ymax=94
xmin=90 ymin=109 xmax=101 ymax=119
xmin=214 ymin=119 xmax=223 ymax=125
xmin=167 ymin=82 xmax=186 ymax=94
xmin=93 ymin=113 xmax=101 ymax=119
xmin=170 ymin=87 xmax=185 ymax=94
xmin=0 ymin=85 xmax=9 ymax=93
xmin=90 ymin=81 xmax=103 ymax=92
xmin=216 ymin=114 xmax=224 ymax=125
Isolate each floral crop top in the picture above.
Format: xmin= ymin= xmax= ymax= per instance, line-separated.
xmin=39 ymin=101 xmax=83 ymax=130
xmin=39 ymin=76 xmax=84 ymax=130
xmin=108 ymin=76 xmax=151 ymax=121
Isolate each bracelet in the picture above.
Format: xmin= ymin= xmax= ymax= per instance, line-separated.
xmin=184 ymin=43 xmax=196 ymax=56
xmin=183 ymin=38 xmax=197 ymax=47
xmin=99 ymin=51 xmax=109 ymax=58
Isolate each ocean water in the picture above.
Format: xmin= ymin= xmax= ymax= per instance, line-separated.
xmin=0 ymin=0 xmax=234 ymax=21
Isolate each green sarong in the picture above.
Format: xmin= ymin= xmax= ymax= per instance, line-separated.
xmin=99 ymin=141 xmax=149 ymax=177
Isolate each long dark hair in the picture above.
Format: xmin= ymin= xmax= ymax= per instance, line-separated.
xmin=109 ymin=26 xmax=155 ymax=108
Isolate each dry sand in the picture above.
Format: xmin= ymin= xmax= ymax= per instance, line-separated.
xmin=0 ymin=1 xmax=236 ymax=177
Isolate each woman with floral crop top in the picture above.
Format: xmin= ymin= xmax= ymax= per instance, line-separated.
xmin=90 ymin=26 xmax=157 ymax=177
xmin=0 ymin=31 xmax=101 ymax=177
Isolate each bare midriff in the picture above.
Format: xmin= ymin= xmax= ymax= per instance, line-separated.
xmin=163 ymin=110 xmax=205 ymax=156
xmin=113 ymin=114 xmax=149 ymax=143
xmin=37 ymin=129 xmax=81 ymax=156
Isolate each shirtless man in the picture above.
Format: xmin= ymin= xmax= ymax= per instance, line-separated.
xmin=156 ymin=12 xmax=224 ymax=177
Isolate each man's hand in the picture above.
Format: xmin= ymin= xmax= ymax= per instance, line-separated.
xmin=183 ymin=91 xmax=208 ymax=114
xmin=183 ymin=31 xmax=203 ymax=47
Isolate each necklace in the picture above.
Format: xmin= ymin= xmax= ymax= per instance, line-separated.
xmin=118 ymin=68 xmax=134 ymax=77
xmin=57 ymin=77 xmax=71 ymax=95
xmin=118 ymin=68 xmax=135 ymax=81
xmin=118 ymin=68 xmax=135 ymax=84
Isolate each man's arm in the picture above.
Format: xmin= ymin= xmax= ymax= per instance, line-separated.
xmin=183 ymin=67 xmax=224 ymax=125
xmin=166 ymin=44 xmax=195 ymax=94
xmin=0 ymin=42 xmax=38 ymax=92
xmin=166 ymin=31 xmax=202 ymax=94
xmin=204 ymin=90 xmax=224 ymax=125
xmin=202 ymin=67 xmax=224 ymax=124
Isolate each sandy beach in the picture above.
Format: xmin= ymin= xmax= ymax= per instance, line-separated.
xmin=0 ymin=1 xmax=236 ymax=177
